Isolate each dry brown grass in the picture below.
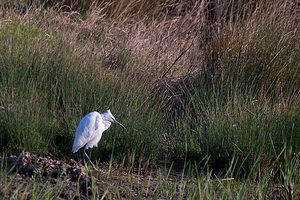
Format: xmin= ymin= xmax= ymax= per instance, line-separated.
xmin=0 ymin=2 xmax=299 ymax=198
xmin=1 ymin=0 xmax=298 ymax=122
xmin=0 ymin=0 xmax=205 ymax=79
xmin=2 ymin=0 xmax=298 ymax=84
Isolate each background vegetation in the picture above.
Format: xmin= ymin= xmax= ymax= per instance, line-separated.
xmin=0 ymin=0 xmax=299 ymax=198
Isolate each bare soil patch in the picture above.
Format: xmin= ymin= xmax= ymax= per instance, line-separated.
xmin=0 ymin=151 xmax=179 ymax=199
xmin=0 ymin=151 xmax=297 ymax=199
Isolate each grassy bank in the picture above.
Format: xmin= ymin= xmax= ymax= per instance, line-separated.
xmin=0 ymin=22 xmax=164 ymax=164
xmin=0 ymin=0 xmax=299 ymax=198
xmin=1 ymin=153 xmax=298 ymax=199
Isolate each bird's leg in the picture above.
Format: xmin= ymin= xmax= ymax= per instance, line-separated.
xmin=83 ymin=152 xmax=88 ymax=169
xmin=83 ymin=149 xmax=101 ymax=171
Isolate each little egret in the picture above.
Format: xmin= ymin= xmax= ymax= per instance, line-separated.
xmin=72 ymin=109 xmax=125 ymax=170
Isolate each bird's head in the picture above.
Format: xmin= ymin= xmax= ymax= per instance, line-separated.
xmin=104 ymin=109 xmax=125 ymax=128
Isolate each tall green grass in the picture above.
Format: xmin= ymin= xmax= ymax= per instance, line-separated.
xmin=1 ymin=153 xmax=299 ymax=199
xmin=0 ymin=22 xmax=165 ymax=164
xmin=168 ymin=0 xmax=300 ymax=177
xmin=0 ymin=0 xmax=299 ymax=185
xmin=172 ymin=84 xmax=299 ymax=171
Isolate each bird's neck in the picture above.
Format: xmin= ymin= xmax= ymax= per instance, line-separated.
xmin=101 ymin=113 xmax=112 ymax=130
xmin=102 ymin=120 xmax=112 ymax=131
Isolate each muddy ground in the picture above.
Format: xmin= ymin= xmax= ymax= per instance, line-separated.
xmin=0 ymin=151 xmax=297 ymax=199
xmin=0 ymin=151 xmax=180 ymax=199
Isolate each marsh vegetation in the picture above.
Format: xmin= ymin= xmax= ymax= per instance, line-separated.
xmin=0 ymin=0 xmax=299 ymax=199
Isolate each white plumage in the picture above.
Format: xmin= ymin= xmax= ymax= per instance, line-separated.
xmin=72 ymin=109 xmax=125 ymax=170
xmin=72 ymin=112 xmax=105 ymax=153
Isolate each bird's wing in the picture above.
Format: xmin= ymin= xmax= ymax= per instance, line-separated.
xmin=94 ymin=115 xmax=102 ymax=131
xmin=72 ymin=112 xmax=103 ymax=153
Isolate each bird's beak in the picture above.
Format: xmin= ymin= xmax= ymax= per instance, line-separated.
xmin=113 ymin=119 xmax=125 ymax=129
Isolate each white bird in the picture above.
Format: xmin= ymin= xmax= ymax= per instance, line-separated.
xmin=72 ymin=109 xmax=125 ymax=170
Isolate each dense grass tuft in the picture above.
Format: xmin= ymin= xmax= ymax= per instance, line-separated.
xmin=163 ymin=0 xmax=300 ymax=177
xmin=0 ymin=0 xmax=299 ymax=189
xmin=0 ymin=22 xmax=164 ymax=163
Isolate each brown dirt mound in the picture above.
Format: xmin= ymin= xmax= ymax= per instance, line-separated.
xmin=0 ymin=151 xmax=163 ymax=199
xmin=1 ymin=151 xmax=86 ymax=181
xmin=0 ymin=151 xmax=90 ymax=199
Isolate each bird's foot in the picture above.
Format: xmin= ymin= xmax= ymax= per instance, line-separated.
xmin=91 ymin=165 xmax=103 ymax=172
xmin=87 ymin=161 xmax=103 ymax=172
